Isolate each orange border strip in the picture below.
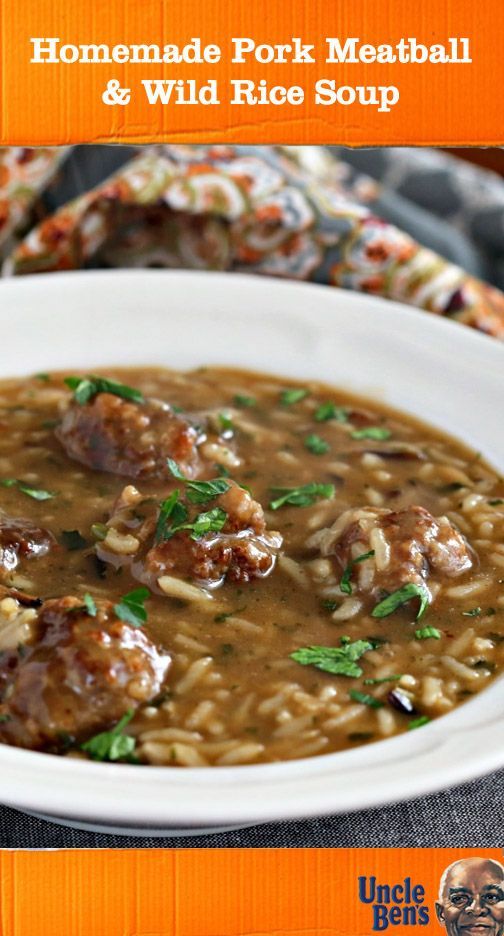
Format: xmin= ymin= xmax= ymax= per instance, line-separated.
xmin=0 ymin=848 xmax=501 ymax=935
xmin=0 ymin=0 xmax=502 ymax=145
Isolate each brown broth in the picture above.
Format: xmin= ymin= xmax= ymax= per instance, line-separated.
xmin=0 ymin=366 xmax=502 ymax=766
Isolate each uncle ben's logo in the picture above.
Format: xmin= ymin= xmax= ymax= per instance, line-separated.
xmin=358 ymin=857 xmax=504 ymax=933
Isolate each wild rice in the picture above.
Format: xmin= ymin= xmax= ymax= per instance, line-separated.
xmin=175 ymin=657 xmax=214 ymax=695
xmin=441 ymin=656 xmax=480 ymax=682
xmin=158 ymin=575 xmax=214 ymax=602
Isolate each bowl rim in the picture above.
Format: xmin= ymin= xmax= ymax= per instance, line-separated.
xmin=0 ymin=267 xmax=502 ymax=830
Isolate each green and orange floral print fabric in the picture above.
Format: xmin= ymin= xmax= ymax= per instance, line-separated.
xmin=2 ymin=144 xmax=503 ymax=338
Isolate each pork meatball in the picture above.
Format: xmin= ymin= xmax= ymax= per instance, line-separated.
xmin=56 ymin=392 xmax=203 ymax=480
xmin=97 ymin=480 xmax=283 ymax=590
xmin=312 ymin=504 xmax=473 ymax=599
xmin=0 ymin=514 xmax=55 ymax=578
xmin=0 ymin=594 xmax=170 ymax=752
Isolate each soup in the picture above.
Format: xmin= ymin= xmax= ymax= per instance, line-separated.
xmin=0 ymin=367 xmax=502 ymax=766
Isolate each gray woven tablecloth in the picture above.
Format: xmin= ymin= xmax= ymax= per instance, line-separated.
xmin=0 ymin=768 xmax=501 ymax=847
xmin=0 ymin=144 xmax=502 ymax=848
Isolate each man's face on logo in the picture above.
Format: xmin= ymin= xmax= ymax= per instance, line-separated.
xmin=436 ymin=860 xmax=504 ymax=936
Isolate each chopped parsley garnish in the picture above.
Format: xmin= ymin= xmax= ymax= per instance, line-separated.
xmin=408 ymin=715 xmax=430 ymax=731
xmin=34 ymin=373 xmax=50 ymax=382
xmin=351 ymin=427 xmax=392 ymax=441
xmin=269 ymin=482 xmax=335 ymax=511
xmin=372 ymin=583 xmax=429 ymax=621
xmin=156 ymin=490 xmax=228 ymax=543
xmin=0 ymin=478 xmax=57 ymax=500
xmin=65 ymin=375 xmax=144 ymax=405
xmin=215 ymin=464 xmax=230 ymax=478
xmin=166 ymin=459 xmax=230 ymax=505
xmin=280 ymin=388 xmax=309 ymax=406
xmin=233 ymin=394 xmax=256 ymax=408
xmin=462 ymin=607 xmax=482 ymax=617
xmin=60 ymin=529 xmax=88 ymax=551
xmin=322 ymin=599 xmax=339 ymax=612
xmin=364 ymin=674 xmax=402 ymax=686
xmin=91 ymin=522 xmax=108 ymax=541
xmin=291 ymin=638 xmax=374 ymax=678
xmin=83 ymin=593 xmax=97 ymax=617
xmin=415 ymin=626 xmax=441 ymax=640
xmin=81 ymin=710 xmax=136 ymax=762
xmin=340 ymin=550 xmax=375 ymax=595
xmin=155 ymin=490 xmax=188 ymax=543
xmin=304 ymin=434 xmax=330 ymax=455
xmin=314 ymin=402 xmax=349 ymax=423
xmin=166 ymin=458 xmax=186 ymax=481
xmin=185 ymin=478 xmax=230 ymax=505
xmin=218 ymin=412 xmax=234 ymax=433
xmin=189 ymin=507 xmax=227 ymax=540
xmin=489 ymin=499 xmax=504 ymax=506
xmin=114 ymin=587 xmax=150 ymax=627
xmin=349 ymin=689 xmax=384 ymax=708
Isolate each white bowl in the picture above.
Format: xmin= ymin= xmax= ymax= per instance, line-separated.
xmin=0 ymin=269 xmax=503 ymax=835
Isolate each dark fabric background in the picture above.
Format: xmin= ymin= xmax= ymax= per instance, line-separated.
xmin=0 ymin=768 xmax=502 ymax=847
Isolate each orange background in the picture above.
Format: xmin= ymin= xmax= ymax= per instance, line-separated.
xmin=0 ymin=0 xmax=502 ymax=145
xmin=0 ymin=848 xmax=501 ymax=935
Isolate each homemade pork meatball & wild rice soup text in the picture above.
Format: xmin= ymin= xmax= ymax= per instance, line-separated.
xmin=0 ymin=366 xmax=502 ymax=768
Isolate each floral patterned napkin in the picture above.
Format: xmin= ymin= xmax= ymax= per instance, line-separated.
xmin=2 ymin=144 xmax=503 ymax=339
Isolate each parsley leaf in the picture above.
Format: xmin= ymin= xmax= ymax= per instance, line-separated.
xmin=156 ymin=491 xmax=228 ymax=543
xmin=0 ymin=478 xmax=57 ymax=500
xmin=233 ymin=394 xmax=256 ymax=408
xmin=218 ymin=412 xmax=234 ymax=433
xmin=349 ymin=689 xmax=384 ymax=709
xmin=314 ymin=402 xmax=349 ymax=423
xmin=408 ymin=715 xmax=430 ymax=731
xmin=155 ymin=490 xmax=188 ymax=543
xmin=372 ymin=583 xmax=429 ymax=620
xmin=322 ymin=599 xmax=339 ymax=612
xmin=81 ymin=710 xmax=136 ymax=762
xmin=189 ymin=507 xmax=227 ymax=540
xmin=364 ymin=674 xmax=402 ymax=686
xmin=166 ymin=460 xmax=230 ymax=505
xmin=290 ymin=638 xmax=374 ymax=678
xmin=351 ymin=427 xmax=392 ymax=441
xmin=415 ymin=625 xmax=441 ymax=640
xmin=340 ymin=550 xmax=375 ymax=595
xmin=489 ymin=499 xmax=504 ymax=506
xmin=65 ymin=375 xmax=144 ymax=405
xmin=91 ymin=522 xmax=108 ymax=541
xmin=462 ymin=607 xmax=482 ymax=617
xmin=114 ymin=587 xmax=150 ymax=627
xmin=83 ymin=593 xmax=97 ymax=617
xmin=185 ymin=478 xmax=230 ymax=505
xmin=269 ymin=482 xmax=335 ymax=510
xmin=304 ymin=434 xmax=330 ymax=455
xmin=280 ymin=388 xmax=309 ymax=406
xmin=166 ymin=458 xmax=187 ymax=481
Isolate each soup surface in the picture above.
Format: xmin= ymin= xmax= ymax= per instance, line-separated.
xmin=0 ymin=367 xmax=502 ymax=766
